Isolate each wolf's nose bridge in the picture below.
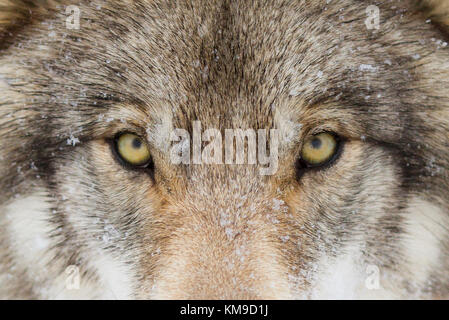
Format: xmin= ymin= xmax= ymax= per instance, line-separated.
xmin=149 ymin=186 xmax=293 ymax=299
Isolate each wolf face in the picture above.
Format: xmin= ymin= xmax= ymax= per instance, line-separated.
xmin=0 ymin=0 xmax=448 ymax=299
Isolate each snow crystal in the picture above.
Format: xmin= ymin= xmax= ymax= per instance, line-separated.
xmin=359 ymin=64 xmax=378 ymax=72
xmin=272 ymin=198 xmax=285 ymax=211
xmin=30 ymin=162 xmax=38 ymax=170
xmin=34 ymin=236 xmax=49 ymax=250
xmin=225 ymin=227 xmax=234 ymax=240
xmin=219 ymin=210 xmax=230 ymax=227
xmin=270 ymin=216 xmax=280 ymax=224
xmin=201 ymin=65 xmax=209 ymax=80
xmin=434 ymin=39 xmax=448 ymax=48
xmin=426 ymin=157 xmax=442 ymax=177
xmin=67 ymin=134 xmax=80 ymax=146
xmin=151 ymin=248 xmax=161 ymax=257
xmin=335 ymin=92 xmax=343 ymax=100
xmin=289 ymin=88 xmax=300 ymax=97
xmin=102 ymin=233 xmax=110 ymax=244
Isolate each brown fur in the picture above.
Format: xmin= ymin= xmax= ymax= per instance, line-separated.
xmin=0 ymin=0 xmax=448 ymax=299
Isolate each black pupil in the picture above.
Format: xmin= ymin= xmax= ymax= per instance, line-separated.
xmin=132 ymin=138 xmax=142 ymax=149
xmin=311 ymin=137 xmax=322 ymax=149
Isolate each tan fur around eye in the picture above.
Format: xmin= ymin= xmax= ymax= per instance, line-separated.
xmin=419 ymin=0 xmax=449 ymax=27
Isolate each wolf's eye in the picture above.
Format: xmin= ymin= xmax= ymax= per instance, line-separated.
xmin=115 ymin=133 xmax=151 ymax=167
xmin=300 ymin=132 xmax=339 ymax=167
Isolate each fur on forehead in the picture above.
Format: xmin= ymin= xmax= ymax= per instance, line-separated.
xmin=0 ymin=0 xmax=448 ymax=171
xmin=1 ymin=1 xmax=448 ymax=32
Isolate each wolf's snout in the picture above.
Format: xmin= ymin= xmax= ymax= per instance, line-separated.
xmin=144 ymin=196 xmax=293 ymax=299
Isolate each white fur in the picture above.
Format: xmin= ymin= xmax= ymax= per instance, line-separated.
xmin=300 ymin=198 xmax=446 ymax=299
xmin=2 ymin=191 xmax=134 ymax=299
xmin=88 ymin=253 xmax=134 ymax=299
xmin=401 ymin=198 xmax=448 ymax=293
xmin=2 ymin=191 xmax=445 ymax=299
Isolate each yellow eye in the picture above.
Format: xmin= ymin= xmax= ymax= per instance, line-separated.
xmin=301 ymin=132 xmax=338 ymax=166
xmin=115 ymin=133 xmax=151 ymax=166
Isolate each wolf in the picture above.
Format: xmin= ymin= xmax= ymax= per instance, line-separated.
xmin=0 ymin=0 xmax=448 ymax=299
